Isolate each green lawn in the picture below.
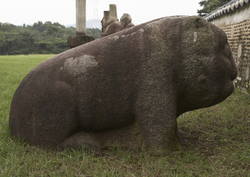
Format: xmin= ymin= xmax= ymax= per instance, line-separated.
xmin=0 ymin=55 xmax=250 ymax=176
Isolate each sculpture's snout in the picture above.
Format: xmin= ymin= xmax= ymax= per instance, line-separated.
xmin=230 ymin=62 xmax=237 ymax=81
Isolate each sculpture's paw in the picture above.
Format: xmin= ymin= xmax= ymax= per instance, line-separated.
xmin=59 ymin=132 xmax=102 ymax=154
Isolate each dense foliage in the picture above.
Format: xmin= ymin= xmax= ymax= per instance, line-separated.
xmin=197 ymin=0 xmax=232 ymax=17
xmin=0 ymin=21 xmax=101 ymax=55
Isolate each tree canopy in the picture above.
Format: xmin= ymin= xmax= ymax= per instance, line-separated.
xmin=0 ymin=22 xmax=101 ymax=55
xmin=197 ymin=0 xmax=232 ymax=17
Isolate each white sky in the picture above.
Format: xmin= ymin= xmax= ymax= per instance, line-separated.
xmin=0 ymin=0 xmax=202 ymax=26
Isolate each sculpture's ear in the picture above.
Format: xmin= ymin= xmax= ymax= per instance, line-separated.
xmin=183 ymin=16 xmax=208 ymax=30
xmin=193 ymin=17 xmax=207 ymax=29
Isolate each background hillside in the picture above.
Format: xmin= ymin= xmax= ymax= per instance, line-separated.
xmin=0 ymin=21 xmax=101 ymax=55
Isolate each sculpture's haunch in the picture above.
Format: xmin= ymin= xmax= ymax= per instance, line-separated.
xmin=9 ymin=16 xmax=237 ymax=155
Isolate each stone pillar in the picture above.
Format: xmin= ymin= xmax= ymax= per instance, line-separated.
xmin=67 ymin=0 xmax=94 ymax=48
xmin=109 ymin=4 xmax=118 ymax=19
xmin=76 ymin=0 xmax=86 ymax=35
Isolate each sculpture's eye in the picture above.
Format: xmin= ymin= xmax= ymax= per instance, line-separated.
xmin=222 ymin=44 xmax=232 ymax=58
xmin=214 ymin=36 xmax=228 ymax=55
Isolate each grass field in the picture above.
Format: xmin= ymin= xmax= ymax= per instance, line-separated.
xmin=0 ymin=55 xmax=250 ymax=176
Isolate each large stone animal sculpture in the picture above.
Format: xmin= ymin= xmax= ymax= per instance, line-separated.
xmin=9 ymin=16 xmax=237 ymax=156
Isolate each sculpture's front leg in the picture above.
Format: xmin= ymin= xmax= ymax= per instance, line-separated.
xmin=136 ymin=80 xmax=180 ymax=156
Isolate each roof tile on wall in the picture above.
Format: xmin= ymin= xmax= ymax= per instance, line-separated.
xmin=204 ymin=0 xmax=250 ymax=20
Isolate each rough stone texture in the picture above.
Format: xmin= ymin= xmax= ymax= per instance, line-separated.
xmin=9 ymin=16 xmax=237 ymax=156
xmin=67 ymin=35 xmax=94 ymax=48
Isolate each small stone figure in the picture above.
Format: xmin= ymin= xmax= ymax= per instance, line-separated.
xmin=101 ymin=11 xmax=122 ymax=37
xmin=120 ymin=13 xmax=135 ymax=29
xmin=101 ymin=4 xmax=134 ymax=37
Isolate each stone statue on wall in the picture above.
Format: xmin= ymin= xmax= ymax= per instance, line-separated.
xmin=9 ymin=16 xmax=237 ymax=156
xmin=101 ymin=11 xmax=122 ymax=37
xmin=101 ymin=4 xmax=135 ymax=37
xmin=120 ymin=13 xmax=134 ymax=29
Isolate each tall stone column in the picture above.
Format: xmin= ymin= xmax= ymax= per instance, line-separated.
xmin=109 ymin=4 xmax=117 ymax=19
xmin=76 ymin=0 xmax=86 ymax=35
xmin=67 ymin=0 xmax=94 ymax=48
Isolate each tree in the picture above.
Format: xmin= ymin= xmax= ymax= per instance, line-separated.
xmin=65 ymin=27 xmax=76 ymax=36
xmin=197 ymin=0 xmax=231 ymax=17
xmin=87 ymin=28 xmax=101 ymax=39
xmin=0 ymin=31 xmax=6 ymax=54
xmin=0 ymin=21 xmax=102 ymax=55
xmin=0 ymin=22 xmax=15 ymax=32
xmin=0 ymin=31 xmax=6 ymax=46
xmin=32 ymin=21 xmax=47 ymax=33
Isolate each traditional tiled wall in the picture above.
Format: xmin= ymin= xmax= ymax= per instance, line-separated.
xmin=218 ymin=19 xmax=250 ymax=92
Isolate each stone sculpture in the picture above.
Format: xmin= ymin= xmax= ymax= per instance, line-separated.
xmin=101 ymin=13 xmax=122 ymax=37
xmin=9 ymin=16 xmax=237 ymax=156
xmin=120 ymin=13 xmax=135 ymax=29
xmin=101 ymin=4 xmax=134 ymax=37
